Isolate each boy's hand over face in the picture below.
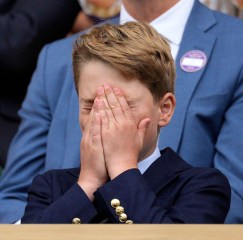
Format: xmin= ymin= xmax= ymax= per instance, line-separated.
xmin=78 ymin=100 xmax=108 ymax=200
xmin=97 ymin=84 xmax=150 ymax=179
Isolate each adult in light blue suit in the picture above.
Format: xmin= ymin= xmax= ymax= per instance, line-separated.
xmin=0 ymin=0 xmax=243 ymax=223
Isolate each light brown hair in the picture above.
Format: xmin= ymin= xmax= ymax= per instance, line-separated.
xmin=72 ymin=21 xmax=175 ymax=102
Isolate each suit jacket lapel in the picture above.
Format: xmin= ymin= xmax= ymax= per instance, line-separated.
xmin=143 ymin=148 xmax=191 ymax=194
xmin=159 ymin=1 xmax=217 ymax=152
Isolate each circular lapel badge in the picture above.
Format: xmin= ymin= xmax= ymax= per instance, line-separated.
xmin=180 ymin=50 xmax=207 ymax=72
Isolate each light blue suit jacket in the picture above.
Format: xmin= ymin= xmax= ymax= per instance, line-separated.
xmin=0 ymin=0 xmax=243 ymax=223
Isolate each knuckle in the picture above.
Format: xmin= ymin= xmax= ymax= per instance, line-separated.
xmin=109 ymin=103 xmax=120 ymax=109
xmin=122 ymin=106 xmax=130 ymax=112
xmin=105 ymin=106 xmax=112 ymax=111
xmin=92 ymin=131 xmax=100 ymax=138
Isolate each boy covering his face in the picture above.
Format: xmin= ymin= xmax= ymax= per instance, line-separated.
xmin=22 ymin=22 xmax=230 ymax=224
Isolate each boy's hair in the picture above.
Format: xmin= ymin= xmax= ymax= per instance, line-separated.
xmin=72 ymin=22 xmax=175 ymax=102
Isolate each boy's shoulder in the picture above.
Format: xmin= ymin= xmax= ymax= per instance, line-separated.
xmin=146 ymin=148 xmax=230 ymax=193
xmin=43 ymin=167 xmax=80 ymax=180
xmin=34 ymin=168 xmax=80 ymax=190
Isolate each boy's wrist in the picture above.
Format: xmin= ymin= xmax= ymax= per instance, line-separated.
xmin=77 ymin=178 xmax=103 ymax=201
xmin=108 ymin=162 xmax=138 ymax=180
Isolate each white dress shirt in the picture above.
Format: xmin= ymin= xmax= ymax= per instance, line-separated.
xmin=138 ymin=146 xmax=161 ymax=174
xmin=120 ymin=0 xmax=195 ymax=60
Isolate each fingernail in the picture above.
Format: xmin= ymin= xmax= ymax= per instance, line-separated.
xmin=113 ymin=87 xmax=120 ymax=95
xmin=97 ymin=87 xmax=104 ymax=94
xmin=103 ymin=83 xmax=111 ymax=90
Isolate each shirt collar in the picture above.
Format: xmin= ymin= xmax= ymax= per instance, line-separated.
xmin=138 ymin=145 xmax=161 ymax=174
xmin=120 ymin=0 xmax=195 ymax=46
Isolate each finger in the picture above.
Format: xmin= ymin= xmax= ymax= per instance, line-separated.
xmin=97 ymin=99 xmax=109 ymax=130
xmin=94 ymin=97 xmax=99 ymax=114
xmin=114 ymin=88 xmax=134 ymax=122
xmin=81 ymin=102 xmax=95 ymax=153
xmin=89 ymin=100 xmax=97 ymax=145
xmin=91 ymin=99 xmax=102 ymax=145
xmin=83 ymin=102 xmax=95 ymax=141
xmin=137 ymin=118 xmax=151 ymax=141
xmin=92 ymin=111 xmax=102 ymax=146
xmin=103 ymin=84 xmax=124 ymax=122
xmin=97 ymin=86 xmax=115 ymax=122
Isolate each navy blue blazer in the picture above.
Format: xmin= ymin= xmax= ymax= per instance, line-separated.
xmin=22 ymin=148 xmax=230 ymax=224
xmin=1 ymin=0 xmax=243 ymax=223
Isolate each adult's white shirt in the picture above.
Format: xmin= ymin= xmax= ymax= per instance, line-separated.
xmin=120 ymin=0 xmax=195 ymax=60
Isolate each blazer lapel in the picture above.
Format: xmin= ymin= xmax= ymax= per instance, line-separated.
xmin=143 ymin=148 xmax=191 ymax=194
xmin=159 ymin=1 xmax=217 ymax=152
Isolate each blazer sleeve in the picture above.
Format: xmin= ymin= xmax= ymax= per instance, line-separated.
xmin=0 ymin=46 xmax=52 ymax=223
xmin=94 ymin=168 xmax=230 ymax=223
xmin=214 ymin=66 xmax=243 ymax=223
xmin=21 ymin=174 xmax=97 ymax=223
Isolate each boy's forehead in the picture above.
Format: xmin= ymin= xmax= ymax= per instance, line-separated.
xmin=78 ymin=61 xmax=153 ymax=103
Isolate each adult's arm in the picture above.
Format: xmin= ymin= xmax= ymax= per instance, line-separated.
xmin=214 ymin=66 xmax=243 ymax=223
xmin=0 ymin=46 xmax=52 ymax=223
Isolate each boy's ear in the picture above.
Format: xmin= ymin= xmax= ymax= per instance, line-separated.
xmin=158 ymin=93 xmax=176 ymax=127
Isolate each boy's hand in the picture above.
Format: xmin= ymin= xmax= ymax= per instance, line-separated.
xmin=97 ymin=84 xmax=150 ymax=179
xmin=78 ymin=99 xmax=108 ymax=200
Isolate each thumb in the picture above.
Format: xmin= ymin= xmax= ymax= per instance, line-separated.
xmin=138 ymin=118 xmax=151 ymax=140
